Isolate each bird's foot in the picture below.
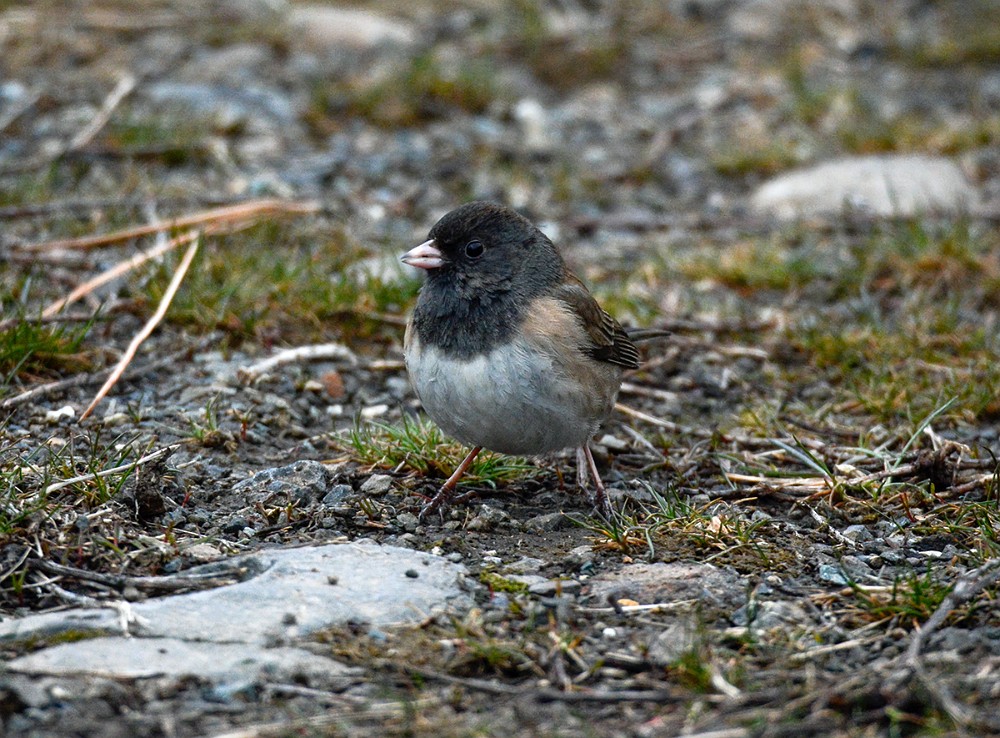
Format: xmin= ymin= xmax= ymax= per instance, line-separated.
xmin=417 ymin=486 xmax=454 ymax=522
xmin=417 ymin=486 xmax=487 ymax=521
xmin=417 ymin=445 xmax=484 ymax=523
xmin=590 ymin=484 xmax=612 ymax=520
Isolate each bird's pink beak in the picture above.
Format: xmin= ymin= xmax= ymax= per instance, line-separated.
xmin=401 ymin=239 xmax=444 ymax=270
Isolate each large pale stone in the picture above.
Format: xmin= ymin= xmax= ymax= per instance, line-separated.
xmin=585 ymin=562 xmax=745 ymax=610
xmin=0 ymin=542 xmax=470 ymax=646
xmin=751 ymin=155 xmax=979 ymax=219
xmin=288 ymin=6 xmax=416 ymax=51
xmin=7 ymin=637 xmax=358 ymax=685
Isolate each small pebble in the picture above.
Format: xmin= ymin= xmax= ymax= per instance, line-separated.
xmin=321 ymin=484 xmax=354 ymax=506
xmin=44 ymin=406 xmax=75 ymax=424
xmin=359 ymin=474 xmax=392 ymax=495
xmin=818 ymin=564 xmax=850 ymax=585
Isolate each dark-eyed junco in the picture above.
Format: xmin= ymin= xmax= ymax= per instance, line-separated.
xmin=402 ymin=201 xmax=640 ymax=520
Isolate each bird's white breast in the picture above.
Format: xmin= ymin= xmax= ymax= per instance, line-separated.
xmin=404 ymin=332 xmax=619 ymax=456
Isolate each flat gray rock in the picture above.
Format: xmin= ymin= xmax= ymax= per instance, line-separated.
xmin=0 ymin=542 xmax=470 ymax=646
xmin=144 ymin=81 xmax=296 ymax=127
xmin=751 ymin=155 xmax=979 ymax=219
xmin=6 ymin=637 xmax=359 ymax=686
xmin=585 ymin=562 xmax=745 ymax=610
xmin=232 ymin=459 xmax=332 ymax=505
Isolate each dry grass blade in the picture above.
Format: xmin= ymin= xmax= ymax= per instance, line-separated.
xmin=900 ymin=557 xmax=1000 ymax=729
xmin=0 ymin=88 xmax=39 ymax=135
xmin=907 ymin=558 xmax=1000 ymax=666
xmin=68 ymin=72 xmax=137 ymax=151
xmin=238 ymin=343 xmax=358 ymax=383
xmin=0 ymin=74 xmax=136 ymax=175
xmin=42 ymin=229 xmax=199 ymax=317
xmin=80 ymin=235 xmax=200 ymax=420
xmin=44 ymin=444 xmax=178 ymax=494
xmin=615 ymin=402 xmax=697 ymax=435
xmin=723 ymin=472 xmax=831 ymax=494
xmin=21 ymin=199 xmax=319 ymax=252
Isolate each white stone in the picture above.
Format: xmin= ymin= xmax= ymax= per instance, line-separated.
xmin=288 ymin=6 xmax=416 ymax=51
xmin=751 ymin=155 xmax=979 ymax=219
xmin=7 ymin=637 xmax=357 ymax=683
xmin=44 ymin=405 xmax=75 ymax=423
xmin=514 ymin=98 xmax=552 ymax=153
xmin=0 ymin=543 xmax=470 ymax=647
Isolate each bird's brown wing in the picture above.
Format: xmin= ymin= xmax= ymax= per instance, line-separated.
xmin=552 ymin=276 xmax=640 ymax=370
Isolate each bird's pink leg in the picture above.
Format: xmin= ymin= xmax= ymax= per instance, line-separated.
xmin=582 ymin=444 xmax=612 ymax=517
xmin=418 ymin=445 xmax=483 ymax=521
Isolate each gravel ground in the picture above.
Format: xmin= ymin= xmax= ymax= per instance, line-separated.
xmin=2 ymin=1 xmax=1000 ymax=736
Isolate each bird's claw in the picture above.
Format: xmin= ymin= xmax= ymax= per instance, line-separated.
xmin=417 ymin=487 xmax=453 ymax=522
xmin=590 ymin=488 xmax=613 ymax=520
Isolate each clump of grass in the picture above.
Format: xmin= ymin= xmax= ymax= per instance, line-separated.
xmin=198 ymin=12 xmax=291 ymax=54
xmin=780 ymin=41 xmax=1000 ymax=156
xmin=499 ymin=0 xmax=689 ymax=92
xmin=347 ymin=415 xmax=538 ymax=488
xmin=783 ymin=221 xmax=1000 ymax=423
xmin=711 ymin=142 xmax=803 ymax=179
xmin=906 ymin=33 xmax=1000 ymax=67
xmin=589 ymin=284 xmax=661 ymax=330
xmin=893 ymin=0 xmax=1000 ymax=67
xmin=0 ymin=314 xmax=93 ymax=384
xmin=136 ymin=222 xmax=417 ymax=344
xmin=0 ymin=166 xmax=62 ymax=208
xmin=671 ymin=647 xmax=716 ymax=693
xmin=846 ymin=569 xmax=954 ymax=627
xmin=507 ymin=7 xmax=627 ymax=92
xmin=308 ymin=51 xmax=499 ymax=132
xmin=794 ymin=320 xmax=1000 ymax=423
xmin=479 ymin=571 xmax=530 ymax=595
xmin=185 ymin=397 xmax=232 ymax=449
xmin=0 ymin=431 xmax=149 ymax=536
xmin=575 ymin=486 xmax=783 ymax=570
xmin=852 ymin=220 xmax=1000 ymax=305
xmin=678 ymin=237 xmax=825 ymax=291
xmin=917 ymin=499 xmax=1000 ymax=563
xmin=838 ymin=110 xmax=1000 ymax=156
xmin=784 ymin=50 xmax=837 ymax=127
xmin=99 ymin=110 xmax=218 ymax=165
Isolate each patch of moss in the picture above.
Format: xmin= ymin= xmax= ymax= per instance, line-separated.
xmin=308 ymin=51 xmax=500 ymax=132
xmin=479 ymin=571 xmax=530 ymax=595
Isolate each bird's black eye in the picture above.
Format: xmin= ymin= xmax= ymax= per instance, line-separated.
xmin=464 ymin=240 xmax=484 ymax=259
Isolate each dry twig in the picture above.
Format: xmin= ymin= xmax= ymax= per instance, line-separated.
xmin=20 ymin=199 xmax=319 ymax=252
xmin=68 ymin=73 xmax=138 ymax=152
xmin=0 ymin=88 xmax=40 ymax=135
xmin=898 ymin=558 xmax=1000 ymax=729
xmin=29 ymin=558 xmax=249 ymax=596
xmin=44 ymin=444 xmax=178 ymax=494
xmin=238 ymin=343 xmax=359 ymax=383
xmin=80 ymin=234 xmax=200 ymax=420
xmin=0 ymin=73 xmax=136 ymax=175
xmin=42 ymin=229 xmax=199 ymax=317
xmin=1 ymin=336 xmax=214 ymax=409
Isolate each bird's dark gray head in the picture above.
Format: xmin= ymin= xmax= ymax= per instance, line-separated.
xmin=423 ymin=201 xmax=563 ymax=296
xmin=405 ymin=201 xmax=566 ymax=357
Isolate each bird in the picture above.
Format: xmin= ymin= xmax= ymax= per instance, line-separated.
xmin=401 ymin=201 xmax=641 ymax=521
